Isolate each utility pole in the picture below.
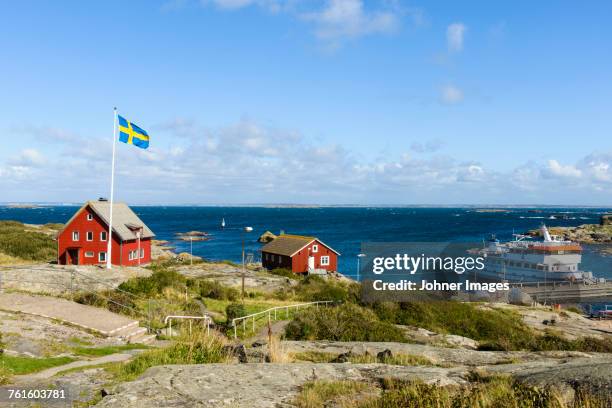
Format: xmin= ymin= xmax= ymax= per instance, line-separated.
xmin=241 ymin=226 xmax=253 ymax=300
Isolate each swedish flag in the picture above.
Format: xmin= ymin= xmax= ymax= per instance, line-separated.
xmin=118 ymin=115 xmax=150 ymax=149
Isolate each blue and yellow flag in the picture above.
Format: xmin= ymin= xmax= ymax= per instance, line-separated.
xmin=118 ymin=115 xmax=150 ymax=149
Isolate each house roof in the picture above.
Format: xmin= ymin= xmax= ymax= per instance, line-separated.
xmin=261 ymin=234 xmax=340 ymax=257
xmin=61 ymin=201 xmax=155 ymax=241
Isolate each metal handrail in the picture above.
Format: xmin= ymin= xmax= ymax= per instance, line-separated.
xmin=231 ymin=300 xmax=335 ymax=339
xmin=165 ymin=315 xmax=212 ymax=337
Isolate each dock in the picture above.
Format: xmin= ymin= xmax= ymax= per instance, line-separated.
xmin=510 ymin=280 xmax=612 ymax=304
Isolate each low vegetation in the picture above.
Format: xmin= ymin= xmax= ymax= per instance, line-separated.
xmin=292 ymin=351 xmax=435 ymax=366
xmin=0 ymin=220 xmax=57 ymax=262
xmin=107 ymin=330 xmax=229 ymax=382
xmin=72 ymin=343 xmax=150 ymax=357
xmin=284 ymin=303 xmax=406 ymax=342
xmin=0 ymin=354 xmax=75 ymax=383
xmin=294 ymin=375 xmax=612 ymax=408
xmin=269 ymin=267 xmax=302 ymax=280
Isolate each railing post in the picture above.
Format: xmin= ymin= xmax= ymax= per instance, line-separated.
xmin=252 ymin=316 xmax=255 ymax=332
xmin=169 ymin=319 xmax=172 ymax=338
xmin=234 ymin=323 xmax=237 ymax=339
xmin=274 ymin=308 xmax=277 ymax=320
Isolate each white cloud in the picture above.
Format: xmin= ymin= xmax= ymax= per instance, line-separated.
xmin=303 ymin=0 xmax=399 ymax=42
xmin=440 ymin=85 xmax=463 ymax=104
xmin=447 ymin=22 xmax=466 ymax=52
xmin=545 ymin=159 xmax=582 ymax=179
xmin=3 ymin=120 xmax=612 ymax=205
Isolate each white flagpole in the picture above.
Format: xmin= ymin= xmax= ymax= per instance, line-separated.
xmin=106 ymin=107 xmax=118 ymax=269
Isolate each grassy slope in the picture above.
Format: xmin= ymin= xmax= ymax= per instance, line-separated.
xmin=0 ymin=355 xmax=75 ymax=375
xmin=0 ymin=221 xmax=59 ymax=263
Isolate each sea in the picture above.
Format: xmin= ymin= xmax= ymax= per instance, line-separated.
xmin=1 ymin=206 xmax=611 ymax=281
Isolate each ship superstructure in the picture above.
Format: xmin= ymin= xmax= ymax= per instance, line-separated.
xmin=480 ymin=224 xmax=593 ymax=282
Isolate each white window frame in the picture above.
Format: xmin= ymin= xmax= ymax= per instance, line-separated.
xmin=320 ymin=256 xmax=330 ymax=266
xmin=87 ymin=213 xmax=93 ymax=221
xmin=86 ymin=231 xmax=93 ymax=241
xmin=72 ymin=231 xmax=79 ymax=241
xmin=98 ymin=252 xmax=107 ymax=262
xmin=312 ymin=244 xmax=318 ymax=253
xmin=100 ymin=231 xmax=107 ymax=241
xmin=140 ymin=248 xmax=145 ymax=259
xmin=84 ymin=251 xmax=94 ymax=258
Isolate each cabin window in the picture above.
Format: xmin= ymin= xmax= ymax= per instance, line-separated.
xmin=86 ymin=231 xmax=93 ymax=241
xmin=87 ymin=214 xmax=93 ymax=221
xmin=100 ymin=231 xmax=107 ymax=241
xmin=98 ymin=252 xmax=107 ymax=262
xmin=140 ymin=249 xmax=145 ymax=259
xmin=72 ymin=231 xmax=79 ymax=241
xmin=84 ymin=251 xmax=94 ymax=258
xmin=312 ymin=245 xmax=318 ymax=253
xmin=320 ymin=256 xmax=330 ymax=266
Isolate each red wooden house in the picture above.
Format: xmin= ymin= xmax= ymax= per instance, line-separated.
xmin=57 ymin=200 xmax=155 ymax=267
xmin=261 ymin=234 xmax=340 ymax=274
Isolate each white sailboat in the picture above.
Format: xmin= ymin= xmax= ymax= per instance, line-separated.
xmin=221 ymin=218 xmax=225 ymax=229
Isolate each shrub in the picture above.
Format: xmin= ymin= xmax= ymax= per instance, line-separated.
xmin=284 ymin=303 xmax=406 ymax=342
xmin=295 ymin=276 xmax=356 ymax=303
xmin=373 ymin=301 xmax=534 ymax=351
xmin=119 ymin=269 xmax=187 ymax=297
xmin=225 ymin=303 xmax=247 ymax=322
xmin=198 ymin=280 xmax=239 ymax=301
xmin=0 ymin=221 xmax=56 ymax=262
xmin=269 ymin=268 xmax=302 ymax=280
xmin=73 ymin=290 xmax=137 ymax=316
xmin=110 ymin=330 xmax=229 ymax=382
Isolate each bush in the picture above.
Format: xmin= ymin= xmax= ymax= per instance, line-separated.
xmin=0 ymin=221 xmax=56 ymax=262
xmin=119 ymin=269 xmax=187 ymax=297
xmin=295 ymin=276 xmax=358 ymax=303
xmin=110 ymin=331 xmax=229 ymax=382
xmin=284 ymin=303 xmax=406 ymax=342
xmin=225 ymin=303 xmax=247 ymax=322
xmin=73 ymin=290 xmax=137 ymax=316
xmin=372 ymin=301 xmax=535 ymax=351
xmin=198 ymin=280 xmax=239 ymax=301
xmin=269 ymin=268 xmax=302 ymax=280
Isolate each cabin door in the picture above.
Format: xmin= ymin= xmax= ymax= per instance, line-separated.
xmin=68 ymin=249 xmax=79 ymax=265
xmin=308 ymin=256 xmax=315 ymax=271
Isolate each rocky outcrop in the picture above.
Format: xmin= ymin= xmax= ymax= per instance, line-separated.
xmin=528 ymin=224 xmax=612 ymax=244
xmin=175 ymin=231 xmax=209 ymax=241
xmin=97 ymin=363 xmax=469 ymax=407
xmin=258 ymin=231 xmax=277 ymax=243
xmin=601 ymin=214 xmax=612 ymax=226
xmin=96 ymin=356 xmax=612 ymax=408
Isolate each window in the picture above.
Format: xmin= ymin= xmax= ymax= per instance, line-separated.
xmin=100 ymin=231 xmax=107 ymax=241
xmin=86 ymin=231 xmax=93 ymax=241
xmin=72 ymin=231 xmax=79 ymax=241
xmin=312 ymin=244 xmax=318 ymax=253
xmin=87 ymin=213 xmax=93 ymax=221
xmin=140 ymin=249 xmax=145 ymax=259
xmin=129 ymin=250 xmax=136 ymax=261
xmin=98 ymin=252 xmax=107 ymax=262
xmin=320 ymin=256 xmax=330 ymax=266
xmin=84 ymin=251 xmax=94 ymax=258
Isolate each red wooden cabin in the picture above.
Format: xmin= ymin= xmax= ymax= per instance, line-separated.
xmin=261 ymin=234 xmax=340 ymax=275
xmin=57 ymin=200 xmax=155 ymax=267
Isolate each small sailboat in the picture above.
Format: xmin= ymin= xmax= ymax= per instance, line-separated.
xmin=221 ymin=218 xmax=225 ymax=229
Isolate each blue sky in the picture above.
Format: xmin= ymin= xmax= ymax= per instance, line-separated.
xmin=0 ymin=0 xmax=611 ymax=205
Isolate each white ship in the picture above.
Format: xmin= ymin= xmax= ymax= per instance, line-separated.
xmin=479 ymin=224 xmax=593 ymax=282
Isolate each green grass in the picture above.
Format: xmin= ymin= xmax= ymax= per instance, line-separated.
xmin=284 ymin=303 xmax=406 ymax=343
xmin=294 ymin=376 xmax=612 ymax=408
xmin=72 ymin=343 xmax=150 ymax=357
xmin=106 ymin=330 xmax=229 ymax=382
xmin=0 ymin=355 xmax=75 ymax=375
xmin=0 ymin=220 xmax=57 ymax=262
xmin=292 ymin=351 xmax=436 ymax=366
